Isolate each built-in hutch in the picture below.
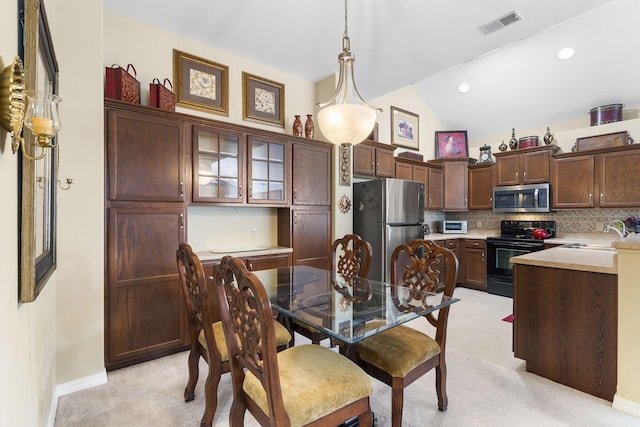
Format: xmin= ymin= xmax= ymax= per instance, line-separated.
xmin=104 ymin=99 xmax=332 ymax=369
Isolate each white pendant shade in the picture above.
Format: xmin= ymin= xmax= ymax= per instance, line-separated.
xmin=317 ymin=103 xmax=376 ymax=146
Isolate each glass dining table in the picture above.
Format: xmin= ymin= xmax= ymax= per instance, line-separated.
xmin=253 ymin=265 xmax=460 ymax=351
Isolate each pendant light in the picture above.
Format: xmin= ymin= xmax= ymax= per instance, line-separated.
xmin=316 ymin=0 xmax=382 ymax=147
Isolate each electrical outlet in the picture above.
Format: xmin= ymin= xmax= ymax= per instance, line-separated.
xmin=477 ymin=220 xmax=482 ymax=229
xmin=251 ymin=228 xmax=257 ymax=239
xmin=595 ymin=222 xmax=604 ymax=232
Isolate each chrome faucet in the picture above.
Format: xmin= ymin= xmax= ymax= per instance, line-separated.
xmin=604 ymin=220 xmax=628 ymax=240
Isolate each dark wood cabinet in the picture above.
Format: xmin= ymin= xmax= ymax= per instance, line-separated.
xmin=462 ymin=239 xmax=486 ymax=290
xmin=105 ymin=100 xmax=190 ymax=370
xmin=468 ymin=163 xmax=494 ymax=210
xmin=513 ymin=264 xmax=617 ymax=401
xmin=552 ymin=144 xmax=640 ymax=209
xmin=201 ymin=253 xmax=292 ymax=278
xmin=494 ymin=146 xmax=555 ymax=187
xmin=278 ymin=207 xmax=331 ymax=270
xmin=106 ymin=108 xmax=185 ymax=202
xmin=429 ymin=159 xmax=471 ymax=211
xmin=353 ymin=141 xmax=396 ymax=177
xmin=427 ymin=166 xmax=443 ymax=211
xmin=292 ymin=142 xmax=331 ymax=206
xmin=191 ymin=124 xmax=245 ymax=204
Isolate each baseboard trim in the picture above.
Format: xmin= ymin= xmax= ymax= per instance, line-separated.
xmin=612 ymin=394 xmax=640 ymax=418
xmin=46 ymin=370 xmax=108 ymax=427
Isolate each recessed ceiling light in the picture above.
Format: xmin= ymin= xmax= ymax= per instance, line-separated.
xmin=458 ymin=83 xmax=470 ymax=94
xmin=557 ymin=47 xmax=575 ymax=60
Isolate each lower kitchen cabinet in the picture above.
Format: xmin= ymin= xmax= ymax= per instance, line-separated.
xmin=462 ymin=239 xmax=487 ymax=290
xmin=434 ymin=239 xmax=462 ymax=291
xmin=105 ymin=204 xmax=188 ymax=370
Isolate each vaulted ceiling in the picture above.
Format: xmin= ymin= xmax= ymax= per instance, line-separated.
xmin=104 ymin=0 xmax=640 ymax=139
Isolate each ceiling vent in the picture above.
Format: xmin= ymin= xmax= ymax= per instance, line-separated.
xmin=480 ymin=10 xmax=523 ymax=35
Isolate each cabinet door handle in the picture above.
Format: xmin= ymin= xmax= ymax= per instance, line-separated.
xmin=465 ymin=197 xmax=468 ymax=207
xmin=239 ymin=184 xmax=243 ymax=198
xmin=294 ymin=189 xmax=297 ymax=200
xmin=294 ymin=213 xmax=297 ymax=225
xmin=524 ymin=171 xmax=527 ymax=181
xmin=179 ymin=181 xmax=184 ymax=198
xmin=600 ymin=193 xmax=604 ymax=204
xmin=179 ymin=213 xmax=184 ymax=228
xmin=516 ymin=172 xmax=519 ymax=181
xmin=371 ymin=162 xmax=375 ymax=173
xmin=376 ymin=162 xmax=380 ymax=172
xmin=247 ymin=261 xmax=254 ymax=271
xmin=589 ymin=193 xmax=593 ymax=204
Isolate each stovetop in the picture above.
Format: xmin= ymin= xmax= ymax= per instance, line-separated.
xmin=493 ymin=220 xmax=557 ymax=241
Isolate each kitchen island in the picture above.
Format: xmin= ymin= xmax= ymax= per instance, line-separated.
xmin=511 ymin=244 xmax=618 ymax=401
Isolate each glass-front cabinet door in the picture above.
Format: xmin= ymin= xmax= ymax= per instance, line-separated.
xmin=192 ymin=125 xmax=245 ymax=203
xmin=247 ymin=136 xmax=290 ymax=205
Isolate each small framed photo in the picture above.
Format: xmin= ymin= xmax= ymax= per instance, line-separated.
xmin=435 ymin=130 xmax=469 ymax=158
xmin=391 ymin=106 xmax=419 ymax=150
xmin=242 ymin=72 xmax=285 ymax=127
xmin=173 ymin=49 xmax=229 ymax=116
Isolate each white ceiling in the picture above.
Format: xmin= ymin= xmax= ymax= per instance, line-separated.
xmin=103 ymin=0 xmax=640 ymax=139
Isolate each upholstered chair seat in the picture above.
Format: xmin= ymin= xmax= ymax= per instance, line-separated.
xmin=243 ymin=344 xmax=372 ymax=427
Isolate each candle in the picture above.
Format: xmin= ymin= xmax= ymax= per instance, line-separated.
xmin=31 ymin=117 xmax=53 ymax=136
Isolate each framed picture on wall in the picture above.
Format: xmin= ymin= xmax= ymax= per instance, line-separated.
xmin=390 ymin=106 xmax=419 ymax=150
xmin=242 ymin=72 xmax=285 ymax=127
xmin=435 ymin=130 xmax=469 ymax=158
xmin=173 ymin=49 xmax=229 ymax=116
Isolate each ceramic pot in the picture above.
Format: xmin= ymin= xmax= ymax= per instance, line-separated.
xmin=304 ymin=114 xmax=314 ymax=138
xmin=293 ymin=115 xmax=302 ymax=137
xmin=533 ymin=229 xmax=548 ymax=240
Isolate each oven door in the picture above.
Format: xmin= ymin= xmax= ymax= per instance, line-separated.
xmin=487 ymin=240 xmax=544 ymax=276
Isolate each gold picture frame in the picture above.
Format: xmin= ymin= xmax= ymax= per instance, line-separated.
xmin=391 ymin=106 xmax=419 ymax=150
xmin=173 ymin=49 xmax=229 ymax=116
xmin=19 ymin=0 xmax=59 ymax=302
xmin=242 ymin=72 xmax=285 ymax=127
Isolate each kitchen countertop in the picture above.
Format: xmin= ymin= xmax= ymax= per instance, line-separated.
xmin=510 ymin=246 xmax=618 ymax=274
xmin=196 ymin=246 xmax=293 ymax=262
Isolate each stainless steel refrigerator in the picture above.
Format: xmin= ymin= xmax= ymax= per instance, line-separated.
xmin=353 ymin=178 xmax=425 ymax=283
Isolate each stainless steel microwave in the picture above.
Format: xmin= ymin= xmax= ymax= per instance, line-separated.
xmin=493 ymin=183 xmax=550 ymax=213
xmin=440 ymin=220 xmax=468 ymax=234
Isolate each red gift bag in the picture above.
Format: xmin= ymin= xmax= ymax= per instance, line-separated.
xmin=149 ymin=78 xmax=176 ymax=111
xmin=105 ymin=64 xmax=140 ymax=104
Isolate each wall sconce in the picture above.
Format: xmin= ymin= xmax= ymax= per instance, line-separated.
xmin=1 ymin=56 xmax=62 ymax=160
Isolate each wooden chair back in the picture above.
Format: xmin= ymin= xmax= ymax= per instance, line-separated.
xmin=390 ymin=239 xmax=458 ymax=333
xmin=331 ymin=233 xmax=373 ymax=278
xmin=214 ymin=255 xmax=289 ymax=425
xmin=176 ymin=243 xmax=223 ymax=370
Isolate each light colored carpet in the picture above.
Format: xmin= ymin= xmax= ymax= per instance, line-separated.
xmin=55 ymin=288 xmax=640 ymax=426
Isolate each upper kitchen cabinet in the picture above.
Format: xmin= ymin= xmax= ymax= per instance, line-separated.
xmin=468 ymin=163 xmax=494 ymax=210
xmin=291 ymin=142 xmax=332 ymax=206
xmin=192 ymin=124 xmax=245 ymax=204
xmin=429 ymin=158 xmax=472 ymax=211
xmin=427 ymin=165 xmax=444 ymax=211
xmin=494 ymin=146 xmax=558 ymax=187
xmin=247 ymin=135 xmax=291 ymax=205
xmin=191 ymin=126 xmax=291 ymax=206
xmin=552 ymin=144 xmax=640 ymax=209
xmin=106 ymin=104 xmax=185 ymax=202
xmin=353 ymin=140 xmax=396 ymax=177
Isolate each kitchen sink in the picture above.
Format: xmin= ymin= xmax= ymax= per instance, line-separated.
xmin=561 ymin=243 xmax=617 ymax=252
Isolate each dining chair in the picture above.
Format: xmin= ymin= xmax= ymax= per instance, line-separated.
xmin=292 ymin=234 xmax=373 ymax=345
xmin=351 ymin=239 xmax=459 ymax=427
xmin=176 ymin=244 xmax=291 ymax=427
xmin=214 ymin=255 xmax=374 ymax=427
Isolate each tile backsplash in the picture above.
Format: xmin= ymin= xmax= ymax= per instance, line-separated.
xmin=444 ymin=209 xmax=640 ymax=234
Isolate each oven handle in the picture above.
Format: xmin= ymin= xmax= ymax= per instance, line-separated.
xmin=488 ymin=241 xmax=544 ymax=250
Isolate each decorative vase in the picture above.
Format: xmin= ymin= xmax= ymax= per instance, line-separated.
xmin=509 ymin=128 xmax=518 ymax=150
xmin=304 ymin=114 xmax=314 ymax=139
xmin=499 ymin=140 xmax=508 ymax=151
xmin=293 ymin=115 xmax=302 ymax=137
xmin=543 ymin=126 xmax=554 ymax=145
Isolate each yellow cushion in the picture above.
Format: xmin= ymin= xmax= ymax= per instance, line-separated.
xmin=354 ymin=325 xmax=440 ymax=377
xmin=243 ymin=344 xmax=372 ymax=427
xmin=198 ymin=321 xmax=292 ymax=362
